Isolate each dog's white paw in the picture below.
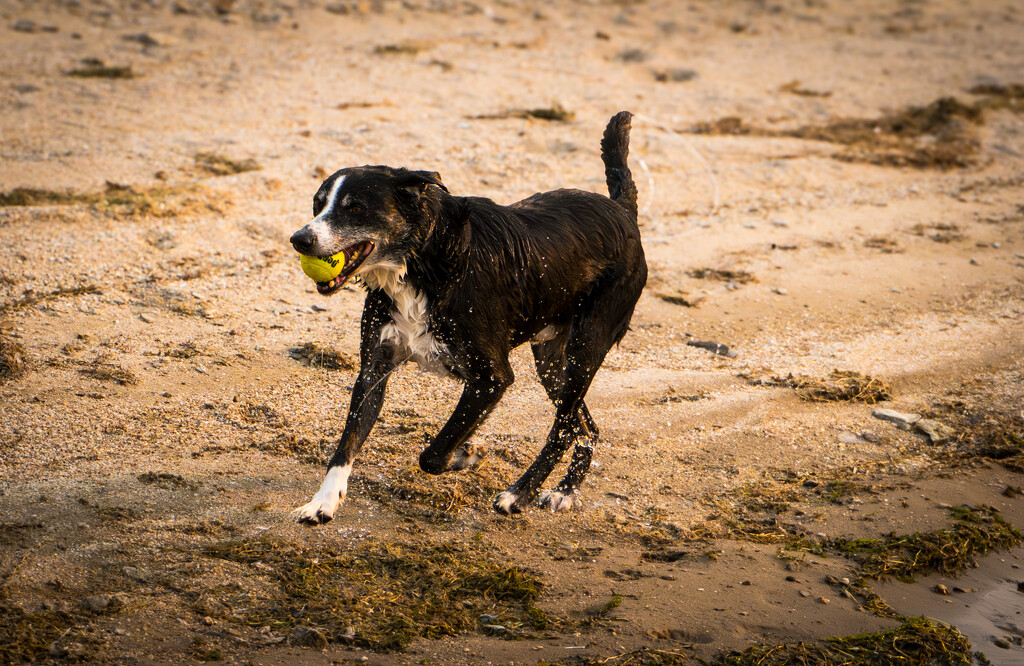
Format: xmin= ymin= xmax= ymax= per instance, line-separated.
xmin=493 ymin=490 xmax=521 ymax=516
xmin=449 ymin=442 xmax=486 ymax=471
xmin=292 ymin=464 xmax=351 ymax=525
xmin=537 ymin=490 xmax=579 ymax=512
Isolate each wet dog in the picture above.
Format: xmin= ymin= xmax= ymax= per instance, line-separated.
xmin=289 ymin=111 xmax=646 ymax=523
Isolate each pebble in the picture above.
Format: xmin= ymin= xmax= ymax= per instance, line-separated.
xmin=798 ymin=589 xmax=810 ymax=597
xmin=287 ymin=626 xmax=328 ymax=650
xmin=969 ymin=258 xmax=980 ymax=265
xmin=872 ymin=409 xmax=921 ymax=425
xmin=311 ymin=304 xmax=327 ymax=312
xmin=915 ymin=419 xmax=955 ymax=443
xmin=993 ymin=637 xmax=1011 ymax=649
xmin=771 ymin=219 xmax=788 ymax=227
xmin=933 ymin=584 xmax=950 ymax=595
xmin=771 ymin=287 xmax=788 ymax=295
xmin=816 ymin=596 xmax=830 ymax=604
xmin=123 ymin=32 xmax=178 ymax=47
xmin=139 ymin=313 xmax=154 ymax=323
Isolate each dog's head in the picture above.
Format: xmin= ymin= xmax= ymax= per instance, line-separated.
xmin=289 ymin=166 xmax=447 ymax=295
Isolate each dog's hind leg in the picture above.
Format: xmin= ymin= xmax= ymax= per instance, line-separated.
xmin=531 ymin=336 xmax=599 ymax=511
xmin=496 ymin=271 xmax=643 ymax=516
xmin=418 ymin=361 xmax=514 ymax=475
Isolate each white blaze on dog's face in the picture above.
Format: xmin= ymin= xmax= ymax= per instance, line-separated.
xmin=289 ymin=166 xmax=448 ymax=296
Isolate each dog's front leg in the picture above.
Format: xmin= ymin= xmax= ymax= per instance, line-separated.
xmin=293 ymin=293 xmax=397 ymax=525
xmin=418 ymin=369 xmax=513 ymax=475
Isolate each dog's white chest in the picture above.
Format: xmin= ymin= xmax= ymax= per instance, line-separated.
xmin=364 ymin=265 xmax=450 ymax=376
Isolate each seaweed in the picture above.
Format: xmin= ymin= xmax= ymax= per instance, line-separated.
xmin=0 ymin=182 xmax=230 ymax=219
xmin=194 ymin=153 xmax=262 ymax=176
xmin=78 ymin=362 xmax=138 ymax=386
xmin=0 ymin=603 xmax=73 ymax=664
xmin=832 ymin=505 xmax=1021 ymax=582
xmin=709 ymin=617 xmax=972 ymax=665
xmin=66 ymin=65 xmax=135 ymax=79
xmin=689 ymin=96 xmax=985 ymax=169
xmin=686 ymin=268 xmax=756 ymax=284
xmin=203 ymin=535 xmax=546 ymax=651
xmin=471 ymin=103 xmax=575 ymax=122
xmin=0 ymin=285 xmax=101 ymax=314
xmin=288 ymin=342 xmax=356 ymax=371
xmin=741 ymin=369 xmax=891 ymax=403
xmin=0 ymin=335 xmax=28 ymax=383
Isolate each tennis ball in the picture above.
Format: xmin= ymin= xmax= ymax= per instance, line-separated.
xmin=299 ymin=252 xmax=345 ymax=283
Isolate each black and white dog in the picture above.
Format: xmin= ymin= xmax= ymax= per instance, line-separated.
xmin=289 ymin=111 xmax=647 ymax=523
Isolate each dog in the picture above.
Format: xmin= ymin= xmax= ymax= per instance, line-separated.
xmin=289 ymin=111 xmax=647 ymax=523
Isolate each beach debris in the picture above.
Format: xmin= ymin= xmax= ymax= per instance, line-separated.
xmin=872 ymin=409 xmax=921 ymax=426
xmin=686 ymin=339 xmax=737 ymax=358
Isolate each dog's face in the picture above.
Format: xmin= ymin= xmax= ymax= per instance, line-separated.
xmin=289 ymin=166 xmax=447 ymax=295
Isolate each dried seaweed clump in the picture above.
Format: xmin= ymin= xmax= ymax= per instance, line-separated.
xmin=203 ymin=535 xmax=546 ymax=651
xmin=686 ymin=267 xmax=757 ymax=283
xmin=288 ymin=342 xmax=356 ymax=371
xmin=690 ymin=96 xmax=984 ymax=169
xmin=709 ymin=617 xmax=972 ymax=666
xmin=0 ymin=603 xmax=72 ymax=664
xmin=0 ymin=335 xmax=28 ymax=383
xmin=355 ymin=461 xmax=505 ymax=520
xmin=833 ymin=505 xmax=1021 ymax=582
xmin=194 ymin=152 xmax=262 ymax=176
xmin=78 ymin=362 xmax=138 ymax=385
xmin=926 ymin=396 xmax=1024 ymax=472
xmin=743 ymin=369 xmax=891 ymax=403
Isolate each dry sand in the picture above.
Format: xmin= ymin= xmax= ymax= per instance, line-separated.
xmin=1 ymin=0 xmax=1023 ymax=664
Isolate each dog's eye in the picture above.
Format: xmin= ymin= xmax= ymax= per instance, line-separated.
xmin=348 ymin=203 xmax=364 ymax=214
xmin=313 ymin=195 xmax=325 ymax=215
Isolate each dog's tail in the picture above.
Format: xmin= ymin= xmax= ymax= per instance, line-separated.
xmin=600 ymin=111 xmax=638 ymax=217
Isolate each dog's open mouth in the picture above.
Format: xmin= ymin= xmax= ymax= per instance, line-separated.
xmin=314 ymin=241 xmax=374 ymax=295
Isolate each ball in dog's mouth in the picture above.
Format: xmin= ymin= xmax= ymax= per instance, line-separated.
xmin=312 ymin=241 xmax=374 ymax=295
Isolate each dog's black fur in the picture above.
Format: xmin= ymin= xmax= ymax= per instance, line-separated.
xmin=289 ymin=111 xmax=646 ymax=523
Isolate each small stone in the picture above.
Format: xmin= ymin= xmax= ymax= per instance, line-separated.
xmin=838 ymin=431 xmax=863 ymax=445
xmin=952 ymin=587 xmax=972 ymax=593
xmin=933 ymin=584 xmax=950 ymax=595
xmin=969 ymin=258 xmax=980 ymax=265
xmin=311 ymin=304 xmax=327 ymax=312
xmin=915 ymin=419 xmax=955 ymax=443
xmin=785 ymin=575 xmax=798 ymax=582
xmin=824 ymin=575 xmax=840 ymax=585
xmin=123 ymin=32 xmax=178 ymax=47
xmin=816 ymin=596 xmax=830 ymax=604
xmin=203 ymin=616 xmax=214 ymax=626
xmin=872 ymin=409 xmax=921 ymax=425
xmin=798 ymin=590 xmax=810 ymax=597
xmin=993 ymin=637 xmax=1011 ymax=649
xmin=1017 ymin=581 xmax=1024 ymax=592
xmin=741 ymin=580 xmax=752 ymax=586
xmin=771 ymin=287 xmax=788 ymax=295
xmin=82 ymin=595 xmax=111 ymax=611
xmin=139 ymin=313 xmax=154 ymax=323
xmin=771 ymin=219 xmax=789 ymax=227
xmin=287 ymin=626 xmax=328 ymax=650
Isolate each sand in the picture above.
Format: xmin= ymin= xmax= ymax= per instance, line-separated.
xmin=1 ymin=0 xmax=1023 ymax=663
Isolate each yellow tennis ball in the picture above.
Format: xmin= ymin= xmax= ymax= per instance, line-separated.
xmin=299 ymin=253 xmax=345 ymax=283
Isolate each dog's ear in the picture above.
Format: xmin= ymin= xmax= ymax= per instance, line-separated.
xmin=394 ymin=170 xmax=448 ymax=198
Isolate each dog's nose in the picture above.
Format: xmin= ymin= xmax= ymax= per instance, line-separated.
xmin=290 ymin=227 xmax=317 ymax=255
